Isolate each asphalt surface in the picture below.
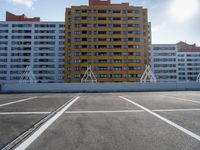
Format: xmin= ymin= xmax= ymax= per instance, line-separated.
xmin=0 ymin=92 xmax=199 ymax=150
xmin=0 ymin=93 xmax=77 ymax=149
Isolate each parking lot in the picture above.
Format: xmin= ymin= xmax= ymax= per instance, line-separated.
xmin=0 ymin=92 xmax=200 ymax=150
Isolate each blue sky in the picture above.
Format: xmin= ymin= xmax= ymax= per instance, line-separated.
xmin=0 ymin=0 xmax=199 ymax=45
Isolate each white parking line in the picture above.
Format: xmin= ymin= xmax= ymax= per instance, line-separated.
xmin=0 ymin=108 xmax=200 ymax=115
xmin=119 ymin=96 xmax=200 ymax=141
xmin=153 ymin=108 xmax=200 ymax=112
xmin=15 ymin=96 xmax=80 ymax=150
xmin=65 ymin=110 xmax=144 ymax=114
xmin=0 ymin=97 xmax=38 ymax=108
xmin=0 ymin=112 xmax=50 ymax=115
xmin=161 ymin=95 xmax=200 ymax=104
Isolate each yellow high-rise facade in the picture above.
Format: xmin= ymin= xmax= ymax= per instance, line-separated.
xmin=65 ymin=0 xmax=149 ymax=83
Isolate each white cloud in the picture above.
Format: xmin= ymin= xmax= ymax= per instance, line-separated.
xmin=152 ymin=25 xmax=161 ymax=32
xmin=7 ymin=0 xmax=34 ymax=8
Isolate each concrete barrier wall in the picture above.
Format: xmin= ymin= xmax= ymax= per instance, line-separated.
xmin=0 ymin=84 xmax=2 ymax=92
xmin=1 ymin=82 xmax=200 ymax=93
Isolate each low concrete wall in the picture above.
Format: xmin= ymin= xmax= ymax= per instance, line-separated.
xmin=1 ymin=82 xmax=200 ymax=93
xmin=0 ymin=84 xmax=2 ymax=92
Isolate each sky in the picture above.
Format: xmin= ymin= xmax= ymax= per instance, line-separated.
xmin=0 ymin=0 xmax=199 ymax=45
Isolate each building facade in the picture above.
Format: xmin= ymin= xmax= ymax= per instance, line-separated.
xmin=177 ymin=42 xmax=200 ymax=82
xmin=150 ymin=44 xmax=178 ymax=82
xmin=65 ymin=0 xmax=149 ymax=83
xmin=0 ymin=12 xmax=65 ymax=83
xmin=150 ymin=42 xmax=200 ymax=82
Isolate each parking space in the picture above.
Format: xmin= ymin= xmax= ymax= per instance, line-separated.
xmin=0 ymin=95 xmax=74 ymax=112
xmin=27 ymin=112 xmax=199 ymax=150
xmin=0 ymin=115 xmax=46 ymax=149
xmin=68 ymin=93 xmax=139 ymax=111
xmin=0 ymin=94 xmax=41 ymax=105
xmin=0 ymin=93 xmax=78 ymax=149
xmin=157 ymin=111 xmax=200 ymax=135
xmin=0 ymin=92 xmax=200 ymax=150
xmin=121 ymin=92 xmax=200 ymax=110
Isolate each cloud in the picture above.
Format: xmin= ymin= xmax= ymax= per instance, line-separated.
xmin=7 ymin=0 xmax=34 ymax=8
xmin=152 ymin=25 xmax=162 ymax=32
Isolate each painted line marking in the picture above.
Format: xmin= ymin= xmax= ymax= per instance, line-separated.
xmin=153 ymin=108 xmax=200 ymax=112
xmin=0 ymin=97 xmax=38 ymax=108
xmin=65 ymin=110 xmax=144 ymax=114
xmin=0 ymin=112 xmax=50 ymax=115
xmin=119 ymin=96 xmax=200 ymax=141
xmin=161 ymin=95 xmax=200 ymax=104
xmin=15 ymin=96 xmax=80 ymax=150
xmin=0 ymin=108 xmax=200 ymax=115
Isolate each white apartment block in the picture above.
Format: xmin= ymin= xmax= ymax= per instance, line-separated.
xmin=150 ymin=42 xmax=200 ymax=82
xmin=150 ymin=44 xmax=177 ymax=82
xmin=0 ymin=21 xmax=65 ymax=83
xmin=177 ymin=46 xmax=200 ymax=82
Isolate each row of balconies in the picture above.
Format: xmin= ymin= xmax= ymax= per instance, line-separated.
xmin=71 ymin=58 xmax=144 ymax=64
xmin=70 ymin=66 xmax=144 ymax=71
xmin=71 ymin=52 xmax=143 ymax=56
xmin=72 ymin=38 xmax=144 ymax=42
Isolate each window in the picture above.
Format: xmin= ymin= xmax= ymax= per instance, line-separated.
xmin=0 ymin=36 xmax=8 ymax=39
xmin=113 ymin=10 xmax=121 ymax=13
xmin=113 ymin=17 xmax=121 ymax=20
xmin=112 ymin=74 xmax=122 ymax=78
xmin=74 ymin=60 xmax=80 ymax=64
xmin=113 ymin=52 xmax=121 ymax=56
xmin=113 ymin=31 xmax=121 ymax=34
xmin=98 ymin=17 xmax=107 ymax=20
xmin=13 ymin=24 xmax=32 ymax=28
xmin=98 ymin=10 xmax=107 ymax=13
xmin=113 ymin=59 xmax=122 ymax=63
xmin=74 ymin=24 xmax=81 ymax=28
xmin=98 ymin=31 xmax=107 ymax=34
xmin=98 ymin=24 xmax=107 ymax=27
xmin=113 ymin=24 xmax=121 ymax=27
xmin=82 ymin=10 xmax=87 ymax=13
xmin=127 ymin=10 xmax=133 ymax=13
xmin=74 ymin=38 xmax=81 ymax=42
xmin=113 ymin=67 xmax=122 ymax=71
xmin=81 ymin=16 xmax=87 ymax=20
xmin=74 ymin=17 xmax=81 ymax=20
xmin=74 ymin=74 xmax=81 ymax=78
xmin=74 ymin=31 xmax=81 ymax=35
xmin=0 ymin=41 xmax=8 ymax=45
xmin=113 ymin=45 xmax=122 ymax=49
xmin=0 ymin=24 xmax=8 ymax=27
xmin=99 ymin=67 xmax=108 ymax=71
xmin=81 ymin=24 xmax=87 ymax=27
xmin=99 ymin=74 xmax=108 ymax=78
xmin=74 ymin=10 xmax=80 ymax=14
xmin=0 ymin=30 xmax=8 ymax=33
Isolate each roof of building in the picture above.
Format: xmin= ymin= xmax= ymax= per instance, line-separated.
xmin=89 ymin=0 xmax=129 ymax=6
xmin=6 ymin=11 xmax=40 ymax=22
xmin=177 ymin=41 xmax=200 ymax=52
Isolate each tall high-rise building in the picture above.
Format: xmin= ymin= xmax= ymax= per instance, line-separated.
xmin=65 ymin=0 xmax=149 ymax=83
xmin=0 ymin=12 xmax=65 ymax=83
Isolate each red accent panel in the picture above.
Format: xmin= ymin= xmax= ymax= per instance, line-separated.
xmin=6 ymin=11 xmax=40 ymax=22
xmin=89 ymin=0 xmax=111 ymax=5
xmin=89 ymin=0 xmax=129 ymax=6
xmin=177 ymin=41 xmax=200 ymax=52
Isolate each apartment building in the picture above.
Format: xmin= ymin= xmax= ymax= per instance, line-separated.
xmin=150 ymin=44 xmax=178 ymax=82
xmin=0 ymin=12 xmax=65 ymax=83
xmin=150 ymin=42 xmax=200 ymax=82
xmin=177 ymin=42 xmax=200 ymax=82
xmin=65 ymin=0 xmax=149 ymax=83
